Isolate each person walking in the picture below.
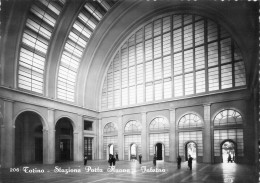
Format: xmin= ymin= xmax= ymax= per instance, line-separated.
xmin=153 ymin=154 xmax=157 ymax=166
xmin=188 ymin=155 xmax=193 ymax=170
xmin=177 ymin=155 xmax=182 ymax=169
xmin=84 ymin=155 xmax=88 ymax=166
xmin=139 ymin=154 xmax=142 ymax=164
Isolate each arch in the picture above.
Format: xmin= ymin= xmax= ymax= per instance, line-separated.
xmin=14 ymin=111 xmax=45 ymax=165
xmin=220 ymin=139 xmax=237 ymax=163
xmin=55 ymin=117 xmax=74 ymax=162
xmin=154 ymin=142 xmax=165 ymax=161
xmin=55 ymin=116 xmax=76 ymax=132
xmin=129 ymin=143 xmax=138 ymax=161
xmin=184 ymin=141 xmax=198 ymax=161
xmin=100 ymin=11 xmax=247 ymax=110
xmin=14 ymin=109 xmax=48 ymax=130
xmin=124 ymin=120 xmax=142 ymax=133
xmin=149 ymin=116 xmax=169 ymax=131
xmin=213 ymin=109 xmax=243 ymax=126
xmin=178 ymin=113 xmax=203 ymax=128
xmin=103 ymin=122 xmax=117 ymax=134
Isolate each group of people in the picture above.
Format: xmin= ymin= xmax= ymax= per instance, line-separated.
xmin=108 ymin=154 xmax=117 ymax=166
xmin=85 ymin=153 xmax=194 ymax=170
xmin=177 ymin=155 xmax=193 ymax=170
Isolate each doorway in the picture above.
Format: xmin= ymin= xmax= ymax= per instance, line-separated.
xmin=155 ymin=143 xmax=164 ymax=160
xmin=107 ymin=144 xmax=114 ymax=159
xmin=185 ymin=142 xmax=197 ymax=161
xmin=84 ymin=137 xmax=93 ymax=160
xmin=55 ymin=118 xmax=73 ymax=162
xmin=222 ymin=141 xmax=235 ymax=163
xmin=130 ymin=143 xmax=137 ymax=160
xmin=15 ymin=112 xmax=43 ymax=165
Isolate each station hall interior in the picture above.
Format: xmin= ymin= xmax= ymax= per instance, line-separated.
xmin=0 ymin=0 xmax=259 ymax=179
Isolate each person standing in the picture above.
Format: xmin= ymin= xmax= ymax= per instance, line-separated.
xmin=116 ymin=153 xmax=119 ymax=161
xmin=139 ymin=154 xmax=142 ymax=164
xmin=228 ymin=154 xmax=232 ymax=163
xmin=108 ymin=154 xmax=112 ymax=167
xmin=112 ymin=155 xmax=116 ymax=167
xmin=84 ymin=155 xmax=88 ymax=166
xmin=153 ymin=154 xmax=157 ymax=166
xmin=188 ymin=155 xmax=193 ymax=170
xmin=177 ymin=155 xmax=182 ymax=169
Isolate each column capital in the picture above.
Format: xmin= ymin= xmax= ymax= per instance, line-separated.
xmin=3 ymin=98 xmax=14 ymax=103
xmin=47 ymin=108 xmax=55 ymax=111
xmin=141 ymin=111 xmax=147 ymax=115
xmin=203 ymin=103 xmax=211 ymax=107
xmin=169 ymin=107 xmax=176 ymax=111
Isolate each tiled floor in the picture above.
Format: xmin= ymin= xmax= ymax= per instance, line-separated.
xmin=0 ymin=160 xmax=258 ymax=183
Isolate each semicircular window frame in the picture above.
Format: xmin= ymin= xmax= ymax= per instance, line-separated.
xmin=124 ymin=120 xmax=142 ymax=133
xmin=178 ymin=113 xmax=203 ymax=129
xmin=213 ymin=109 xmax=243 ymax=126
xmin=101 ymin=13 xmax=247 ymax=110
xmin=149 ymin=117 xmax=169 ymax=131
xmin=104 ymin=122 xmax=117 ymax=134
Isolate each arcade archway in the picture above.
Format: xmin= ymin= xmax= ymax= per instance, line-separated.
xmin=185 ymin=142 xmax=197 ymax=161
xmin=222 ymin=141 xmax=236 ymax=163
xmin=155 ymin=143 xmax=165 ymax=161
xmin=55 ymin=118 xmax=73 ymax=162
xmin=15 ymin=111 xmax=44 ymax=165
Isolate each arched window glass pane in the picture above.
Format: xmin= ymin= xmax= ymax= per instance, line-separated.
xmin=56 ymin=0 xmax=117 ymax=102
xmin=178 ymin=113 xmax=202 ymax=128
xmin=214 ymin=109 xmax=243 ymax=126
xmin=18 ymin=0 xmax=66 ymax=94
xmin=104 ymin=122 xmax=117 ymax=134
xmin=101 ymin=14 xmax=246 ymax=110
xmin=149 ymin=117 xmax=169 ymax=131
xmin=124 ymin=120 xmax=142 ymax=133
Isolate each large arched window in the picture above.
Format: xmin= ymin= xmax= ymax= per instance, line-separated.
xmin=104 ymin=122 xmax=117 ymax=134
xmin=178 ymin=113 xmax=203 ymax=128
xmin=18 ymin=0 xmax=66 ymax=94
xmin=124 ymin=120 xmax=141 ymax=133
xmin=149 ymin=117 xmax=169 ymax=131
xmin=213 ymin=109 xmax=244 ymax=158
xmin=101 ymin=14 xmax=246 ymax=109
xmin=57 ymin=1 xmax=117 ymax=102
xmin=214 ymin=109 xmax=242 ymax=126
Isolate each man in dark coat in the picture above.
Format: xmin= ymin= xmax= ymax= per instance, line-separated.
xmin=177 ymin=155 xmax=182 ymax=169
xmin=153 ymin=154 xmax=157 ymax=166
xmin=139 ymin=154 xmax=142 ymax=164
xmin=188 ymin=155 xmax=193 ymax=170
xmin=84 ymin=155 xmax=88 ymax=166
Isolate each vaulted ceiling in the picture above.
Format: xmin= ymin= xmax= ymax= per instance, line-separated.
xmin=1 ymin=0 xmax=258 ymax=111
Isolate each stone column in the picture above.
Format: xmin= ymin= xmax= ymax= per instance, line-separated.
xmin=77 ymin=114 xmax=83 ymax=161
xmin=141 ymin=112 xmax=148 ymax=161
xmin=117 ymin=113 xmax=123 ymax=160
xmin=98 ymin=118 xmax=102 ymax=159
xmin=203 ymin=104 xmax=212 ymax=163
xmin=73 ymin=132 xmax=79 ymax=161
xmin=43 ymin=108 xmax=55 ymax=164
xmin=2 ymin=99 xmax=14 ymax=167
xmin=169 ymin=108 xmax=176 ymax=162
